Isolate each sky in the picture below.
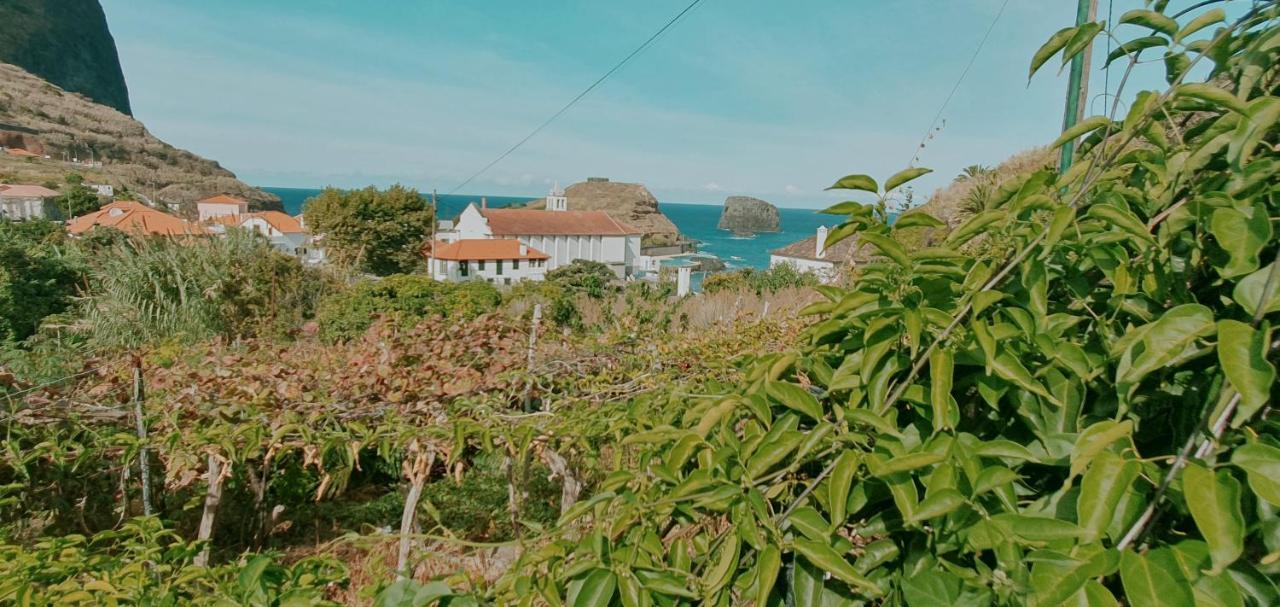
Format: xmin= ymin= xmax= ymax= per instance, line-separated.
xmin=99 ymin=0 xmax=1216 ymax=208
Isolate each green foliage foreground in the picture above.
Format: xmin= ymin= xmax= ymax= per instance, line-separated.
xmin=494 ymin=5 xmax=1280 ymax=605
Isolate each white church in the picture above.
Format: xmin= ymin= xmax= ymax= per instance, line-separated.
xmin=428 ymin=184 xmax=644 ymax=284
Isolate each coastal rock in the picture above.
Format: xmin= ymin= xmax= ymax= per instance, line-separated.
xmin=527 ymin=178 xmax=690 ymax=250
xmin=718 ymin=196 xmax=780 ymax=234
xmin=0 ymin=0 xmax=132 ymax=115
xmin=0 ymin=62 xmax=279 ymax=211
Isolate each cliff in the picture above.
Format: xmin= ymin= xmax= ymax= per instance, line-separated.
xmin=717 ymin=196 xmax=780 ymax=234
xmin=0 ymin=0 xmax=132 ymax=116
xmin=0 ymin=62 xmax=279 ymax=211
xmin=526 ymin=178 xmax=686 ymax=248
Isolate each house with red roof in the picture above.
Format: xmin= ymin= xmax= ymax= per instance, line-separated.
xmin=435 ymin=184 xmax=643 ymax=281
xmin=426 ymin=239 xmax=550 ymax=284
xmin=66 ymin=200 xmax=209 ymax=237
xmin=206 ymin=208 xmax=327 ymax=265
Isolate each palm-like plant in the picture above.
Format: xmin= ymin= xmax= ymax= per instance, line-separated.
xmin=955 ymin=164 xmax=992 ymax=182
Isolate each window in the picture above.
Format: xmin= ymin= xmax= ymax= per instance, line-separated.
xmin=479 ymin=260 xmax=486 ymax=271
xmin=504 ymin=278 xmax=511 ymax=286
xmin=496 ymin=260 xmax=504 ymax=276
xmin=459 ymin=261 xmax=469 ymax=276
xmin=513 ymin=259 xmax=520 ymax=270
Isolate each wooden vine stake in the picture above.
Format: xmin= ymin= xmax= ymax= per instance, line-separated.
xmin=523 ymin=304 xmax=542 ymax=411
xmin=194 ymin=453 xmax=228 ymax=567
xmin=131 ymin=356 xmax=152 ymax=517
xmin=542 ymin=448 xmax=580 ymax=515
xmin=396 ymin=441 xmax=435 ymax=580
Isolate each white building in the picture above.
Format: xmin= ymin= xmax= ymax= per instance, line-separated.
xmin=437 ymin=185 xmax=643 ymax=278
xmin=769 ymin=225 xmax=858 ymax=283
xmin=208 ymin=210 xmax=327 ymax=265
xmin=0 ymin=184 xmax=58 ymax=220
xmin=427 ymin=239 xmax=549 ymax=285
xmin=196 ymin=194 xmax=250 ymax=221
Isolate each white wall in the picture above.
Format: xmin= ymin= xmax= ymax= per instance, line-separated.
xmin=431 ymin=257 xmax=546 ymax=285
xmin=198 ymin=202 xmax=245 ymax=221
xmin=0 ymin=197 xmax=49 ymax=220
xmin=770 ymin=255 xmax=838 ymax=283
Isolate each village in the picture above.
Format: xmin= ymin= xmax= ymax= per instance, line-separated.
xmin=0 ymin=159 xmax=856 ymax=294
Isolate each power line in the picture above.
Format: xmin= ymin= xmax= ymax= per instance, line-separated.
xmin=909 ymin=0 xmax=1012 ymax=167
xmin=448 ymin=0 xmax=707 ymax=195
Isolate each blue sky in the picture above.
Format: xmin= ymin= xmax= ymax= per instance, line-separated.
xmin=99 ymin=0 xmax=1210 ymax=208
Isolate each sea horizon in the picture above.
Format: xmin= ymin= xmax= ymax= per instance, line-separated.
xmin=263 ymin=186 xmax=837 ymax=271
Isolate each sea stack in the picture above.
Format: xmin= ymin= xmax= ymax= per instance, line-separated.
xmin=718 ymin=196 xmax=780 ymax=234
xmin=525 ymin=178 xmax=691 ymax=253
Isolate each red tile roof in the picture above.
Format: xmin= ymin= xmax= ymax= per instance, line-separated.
xmin=197 ymin=194 xmax=250 ymax=208
xmin=243 ymin=211 xmax=305 ymax=234
xmin=428 ymin=239 xmax=549 ymax=261
xmin=479 ymin=208 xmax=640 ymax=236
xmin=0 ymin=184 xmax=59 ymax=198
xmin=67 ymin=201 xmax=209 ymax=237
xmin=5 ymin=148 xmax=39 ymax=158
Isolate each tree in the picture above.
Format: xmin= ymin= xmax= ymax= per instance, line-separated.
xmin=301 ymin=185 xmax=434 ymax=276
xmin=56 ymin=184 xmax=102 ymax=219
xmin=544 ymin=259 xmax=617 ymax=298
xmin=0 ymin=226 xmax=80 ymax=342
xmin=954 ymin=163 xmax=992 ymax=182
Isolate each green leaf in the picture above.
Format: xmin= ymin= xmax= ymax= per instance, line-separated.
xmin=929 ymin=348 xmax=956 ymax=433
xmin=1174 ymin=8 xmax=1225 ymax=43
xmin=1119 ymin=549 xmax=1195 ymax=607
xmin=1029 ymin=546 xmax=1117 ymax=607
xmin=1230 ymin=97 xmax=1280 ymax=168
xmin=909 ymin=488 xmax=965 ymax=523
xmin=973 ymin=466 xmax=1019 ymax=496
xmin=893 ymin=211 xmax=945 ymax=230
xmin=766 ymin=381 xmax=824 ymax=422
xmin=1217 ymin=320 xmax=1275 ymax=427
xmin=885 ymin=167 xmax=932 ymax=193
xmin=1077 ymin=451 xmax=1140 ymax=543
xmin=1053 ymin=116 xmax=1113 ymax=150
xmin=1183 ymin=462 xmax=1244 ymax=574
xmin=859 ymin=232 xmax=911 ymax=268
xmin=793 ymin=538 xmax=880 ymax=595
xmin=1104 ymin=35 xmax=1169 ymax=67
xmin=701 ymin=533 xmax=739 ymax=596
xmin=570 ymin=569 xmax=617 ymax=607
xmin=1030 ymin=27 xmax=1076 ymax=79
xmin=755 ymin=545 xmax=782 ymax=606
xmin=1061 ymin=23 xmax=1104 ymax=67
xmin=1231 ymin=443 xmax=1280 ymax=506
xmin=826 ymin=174 xmax=878 ymax=194
xmin=1070 ymin=420 xmax=1134 ymax=479
xmin=820 ymin=200 xmax=874 ymax=216
xmin=901 ymin=569 xmax=963 ymax=607
xmin=1174 ymin=83 xmax=1250 ymax=116
xmin=1086 ymin=204 xmax=1155 ymax=246
xmin=946 ymin=210 xmax=1005 ymax=247
xmin=991 ymin=351 xmax=1059 ymax=405
xmin=1210 ymin=202 xmax=1272 ymax=278
xmin=1116 ymin=304 xmax=1215 ymax=399
xmin=1119 ymin=9 xmax=1178 ymax=36
xmin=745 ymin=431 xmax=804 ymax=480
xmin=1232 ymin=262 xmax=1280 ymax=317
xmin=827 ymin=450 xmax=860 ymax=525
xmin=870 ymin=451 xmax=945 ymax=477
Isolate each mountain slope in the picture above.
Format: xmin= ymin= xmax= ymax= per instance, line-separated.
xmin=0 ymin=0 xmax=132 ymax=116
xmin=0 ymin=62 xmax=278 ymax=210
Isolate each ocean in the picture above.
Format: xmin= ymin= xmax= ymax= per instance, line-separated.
xmin=264 ymin=187 xmax=834 ymax=271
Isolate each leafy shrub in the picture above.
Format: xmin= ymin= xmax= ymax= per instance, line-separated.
xmin=79 ymin=231 xmax=329 ymax=349
xmin=702 ymin=262 xmax=818 ymax=294
xmin=419 ymin=455 xmax=559 ymax=542
xmin=544 ymin=259 xmax=616 ymax=298
xmin=502 ymin=6 xmax=1280 ymax=605
xmin=316 ymin=274 xmax=500 ymax=342
xmin=0 ymin=222 xmax=81 ymax=342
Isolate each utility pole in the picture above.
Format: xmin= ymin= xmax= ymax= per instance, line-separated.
xmin=1059 ymin=0 xmax=1099 ymax=173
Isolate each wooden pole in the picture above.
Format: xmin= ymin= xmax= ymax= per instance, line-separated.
xmin=131 ymin=357 xmax=152 ymax=517
xmin=194 ymin=454 xmax=224 ymax=567
xmin=396 ymin=445 xmax=435 ymax=580
xmin=1059 ymin=0 xmax=1100 ymax=173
